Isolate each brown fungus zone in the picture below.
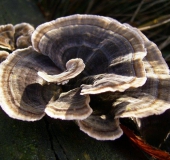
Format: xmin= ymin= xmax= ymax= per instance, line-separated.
xmin=0 ymin=14 xmax=170 ymax=141
xmin=14 ymin=23 xmax=34 ymax=49
xmin=0 ymin=51 xmax=9 ymax=63
xmin=0 ymin=24 xmax=15 ymax=50
xmin=0 ymin=23 xmax=34 ymax=51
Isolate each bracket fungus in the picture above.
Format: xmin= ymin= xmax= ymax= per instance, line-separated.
xmin=14 ymin=23 xmax=34 ymax=49
xmin=0 ymin=51 xmax=9 ymax=63
xmin=0 ymin=23 xmax=34 ymax=51
xmin=0 ymin=24 xmax=15 ymax=50
xmin=0 ymin=14 xmax=170 ymax=141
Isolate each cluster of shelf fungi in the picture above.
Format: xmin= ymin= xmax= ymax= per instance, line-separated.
xmin=0 ymin=15 xmax=170 ymax=155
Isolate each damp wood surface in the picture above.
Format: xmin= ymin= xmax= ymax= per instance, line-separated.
xmin=0 ymin=110 xmax=148 ymax=160
xmin=0 ymin=0 xmax=148 ymax=159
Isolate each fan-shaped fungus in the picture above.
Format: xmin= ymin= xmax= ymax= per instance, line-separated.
xmin=0 ymin=24 xmax=15 ymax=50
xmin=0 ymin=14 xmax=170 ymax=140
xmin=0 ymin=51 xmax=9 ymax=63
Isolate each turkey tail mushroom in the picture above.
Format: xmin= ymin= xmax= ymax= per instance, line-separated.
xmin=45 ymin=88 xmax=92 ymax=120
xmin=0 ymin=51 xmax=9 ymax=63
xmin=77 ymin=115 xmax=123 ymax=140
xmin=0 ymin=14 xmax=169 ymax=142
xmin=32 ymin=14 xmax=147 ymax=94
xmin=112 ymin=25 xmax=170 ymax=119
xmin=0 ymin=47 xmax=62 ymax=121
xmin=38 ymin=58 xmax=85 ymax=84
xmin=0 ymin=24 xmax=15 ymax=50
xmin=14 ymin=23 xmax=34 ymax=48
